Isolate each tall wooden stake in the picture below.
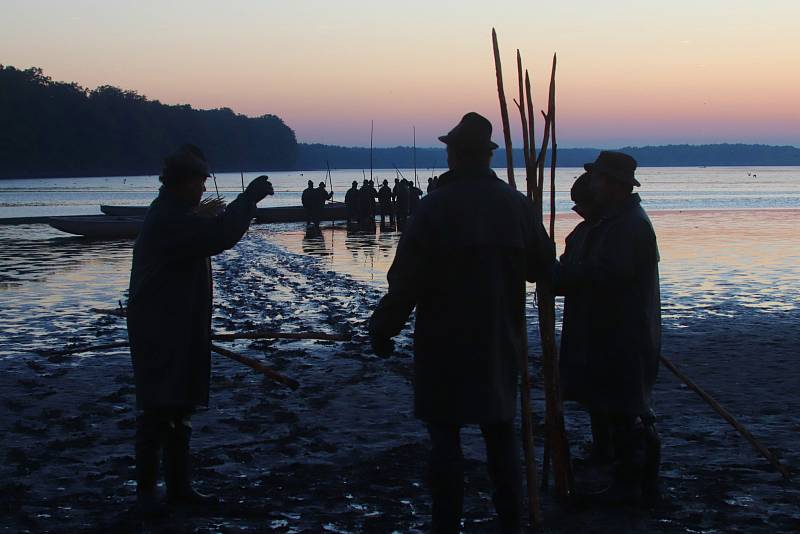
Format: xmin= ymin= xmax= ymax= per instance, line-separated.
xmin=370 ymin=120 xmax=374 ymax=182
xmin=514 ymin=50 xmax=532 ymax=200
xmin=548 ymin=54 xmax=558 ymax=239
xmin=537 ymin=53 xmax=573 ymax=499
xmin=492 ymin=28 xmax=516 ymax=190
xmin=494 ymin=30 xmax=540 ymax=528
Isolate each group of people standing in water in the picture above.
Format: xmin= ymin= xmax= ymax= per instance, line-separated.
xmin=343 ymin=176 xmax=427 ymax=230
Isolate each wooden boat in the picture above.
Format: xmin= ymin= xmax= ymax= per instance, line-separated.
xmin=48 ymin=215 xmax=142 ymax=238
xmin=100 ymin=202 xmax=349 ymax=223
xmin=100 ymin=205 xmax=147 ymax=216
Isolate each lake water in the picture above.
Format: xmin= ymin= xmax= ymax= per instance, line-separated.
xmin=0 ymin=167 xmax=799 ymax=359
xmin=1 ymin=166 xmax=799 ymax=218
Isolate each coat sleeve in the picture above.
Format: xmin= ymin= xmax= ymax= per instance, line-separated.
xmin=524 ymin=200 xmax=556 ymax=283
xmin=369 ymin=212 xmax=429 ymax=339
xmin=155 ymin=192 xmax=258 ymax=259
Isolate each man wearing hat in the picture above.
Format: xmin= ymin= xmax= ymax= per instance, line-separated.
xmin=345 ymin=180 xmax=361 ymax=225
xmin=369 ymin=112 xmax=553 ymax=533
xmin=127 ymin=144 xmax=273 ymax=516
xmin=554 ymin=151 xmax=662 ymax=505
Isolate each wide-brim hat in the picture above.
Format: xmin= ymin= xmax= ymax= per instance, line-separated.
xmin=163 ymin=144 xmax=211 ymax=179
xmin=438 ymin=112 xmax=499 ymax=151
xmin=584 ymin=150 xmax=640 ymax=187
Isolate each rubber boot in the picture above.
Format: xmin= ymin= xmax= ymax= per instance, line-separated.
xmin=481 ymin=423 xmax=523 ymax=534
xmin=641 ymin=414 xmax=662 ymax=507
xmin=590 ymin=415 xmax=645 ymax=507
xmin=134 ymin=413 xmax=169 ymax=519
xmin=428 ymin=424 xmax=464 ymax=534
xmin=164 ymin=417 xmax=218 ymax=507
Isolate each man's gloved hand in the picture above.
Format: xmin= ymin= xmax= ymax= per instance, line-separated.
xmin=371 ymin=335 xmax=395 ymax=358
xmin=245 ymin=175 xmax=274 ymax=202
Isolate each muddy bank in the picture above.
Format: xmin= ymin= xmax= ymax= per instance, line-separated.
xmin=1 ymin=220 xmax=798 ymax=533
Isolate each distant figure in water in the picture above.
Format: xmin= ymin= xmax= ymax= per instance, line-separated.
xmin=378 ymin=179 xmax=394 ymax=227
xmin=345 ymin=180 xmax=360 ymax=225
xmin=554 ymin=151 xmax=662 ymax=506
xmin=408 ymin=182 xmax=423 ymax=214
xmin=127 ymin=145 xmax=273 ymax=517
xmin=301 ymin=180 xmax=315 ymax=226
xmin=394 ymin=179 xmax=410 ymax=230
xmin=359 ymin=179 xmax=377 ymax=227
xmin=369 ymin=112 xmax=554 ymax=533
xmin=314 ymin=181 xmax=333 ymax=227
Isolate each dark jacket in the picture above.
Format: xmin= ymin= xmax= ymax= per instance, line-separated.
xmin=127 ymin=188 xmax=258 ymax=409
xmin=345 ymin=186 xmax=360 ymax=217
xmin=369 ymin=168 xmax=553 ymax=424
xmin=378 ymin=184 xmax=393 ymax=208
xmin=555 ymin=193 xmax=661 ymax=415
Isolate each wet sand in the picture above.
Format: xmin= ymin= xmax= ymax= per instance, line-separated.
xmin=1 ymin=209 xmax=798 ymax=532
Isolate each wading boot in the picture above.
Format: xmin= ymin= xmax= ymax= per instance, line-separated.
xmin=164 ymin=419 xmax=219 ymax=507
xmin=641 ymin=416 xmax=662 ymax=507
xmin=589 ymin=415 xmax=646 ymax=507
xmin=134 ymin=416 xmax=169 ymax=519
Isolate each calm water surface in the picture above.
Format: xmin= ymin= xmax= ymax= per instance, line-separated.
xmin=2 ymin=210 xmax=798 ymax=359
xmin=1 ymin=166 xmax=799 ymax=217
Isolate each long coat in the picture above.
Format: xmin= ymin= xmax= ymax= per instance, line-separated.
xmin=127 ymin=188 xmax=258 ymax=409
xmin=369 ymin=168 xmax=553 ymax=424
xmin=555 ymin=193 xmax=661 ymax=415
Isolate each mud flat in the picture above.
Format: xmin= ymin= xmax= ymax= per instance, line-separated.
xmin=0 ymin=210 xmax=798 ymax=532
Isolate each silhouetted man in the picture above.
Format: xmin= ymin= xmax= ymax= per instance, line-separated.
xmin=127 ymin=145 xmax=273 ymax=516
xmin=409 ymin=182 xmax=423 ymax=215
xmin=378 ymin=179 xmax=393 ymax=226
xmin=359 ymin=179 xmax=376 ymax=227
xmin=369 ymin=112 xmax=553 ymax=533
xmin=301 ymin=180 xmax=315 ymax=226
xmin=394 ymin=179 xmax=410 ymax=230
xmin=314 ymin=182 xmax=333 ymax=225
xmin=427 ymin=177 xmax=435 ymax=194
xmin=345 ymin=180 xmax=360 ymax=225
xmin=554 ymin=151 xmax=662 ymax=506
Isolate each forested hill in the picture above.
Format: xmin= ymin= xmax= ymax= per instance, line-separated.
xmin=0 ymin=66 xmax=297 ymax=178
xmin=296 ymin=143 xmax=800 ymax=170
xmin=1 ymin=66 xmax=798 ymax=178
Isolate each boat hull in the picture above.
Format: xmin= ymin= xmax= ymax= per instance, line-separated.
xmin=48 ymin=216 xmax=142 ymax=238
xmin=100 ymin=202 xmax=349 ymax=224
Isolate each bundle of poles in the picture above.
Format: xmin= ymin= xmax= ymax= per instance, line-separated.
xmin=491 ymin=27 xmax=790 ymax=528
xmin=492 ymin=28 xmax=572 ymax=527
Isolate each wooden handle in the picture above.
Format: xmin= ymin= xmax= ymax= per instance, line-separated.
xmin=211 ymin=343 xmax=299 ymax=391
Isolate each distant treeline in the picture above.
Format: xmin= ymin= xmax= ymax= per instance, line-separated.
xmin=0 ymin=66 xmax=297 ymax=178
xmin=297 ymin=143 xmax=800 ymax=171
xmin=1 ymin=65 xmax=798 ymax=179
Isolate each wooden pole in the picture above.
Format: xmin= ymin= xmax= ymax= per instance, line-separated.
xmin=370 ymin=120 xmax=374 ymax=183
xmin=413 ymin=126 xmax=418 ymax=188
xmin=536 ymin=56 xmax=573 ymax=499
xmin=548 ymin=54 xmax=558 ymax=239
xmin=524 ymin=70 xmax=537 ymax=203
xmin=660 ymin=355 xmax=791 ymax=479
xmin=492 ymin=28 xmax=516 ymax=190
xmin=494 ymin=32 xmax=540 ymax=527
xmin=240 ymin=171 xmax=245 ymax=193
xmin=514 ymin=50 xmax=532 ymax=201
xmin=211 ymin=343 xmax=299 ymax=390
xmin=213 ymin=330 xmax=350 ymax=342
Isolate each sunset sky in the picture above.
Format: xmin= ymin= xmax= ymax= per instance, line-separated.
xmin=2 ymin=0 xmax=798 ymax=147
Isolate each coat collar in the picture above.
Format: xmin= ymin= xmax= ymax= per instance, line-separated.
xmin=437 ymin=167 xmax=498 ymax=188
xmin=157 ymin=186 xmax=196 ymax=214
xmin=596 ymin=193 xmax=641 ymax=222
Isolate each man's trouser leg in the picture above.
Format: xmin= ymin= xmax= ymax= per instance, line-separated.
xmin=427 ymin=423 xmax=464 ymax=534
xmin=481 ymin=422 xmax=523 ymax=532
xmin=135 ymin=410 xmax=167 ymax=502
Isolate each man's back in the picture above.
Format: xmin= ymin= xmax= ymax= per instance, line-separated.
xmin=370 ymin=167 xmax=552 ymax=423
